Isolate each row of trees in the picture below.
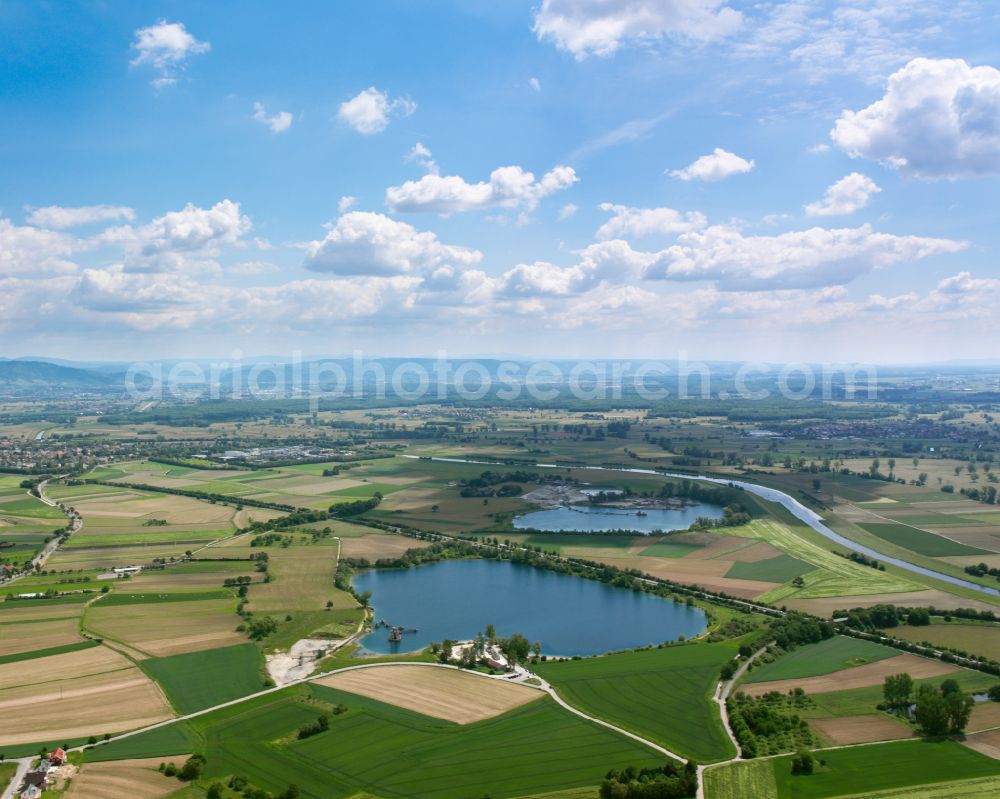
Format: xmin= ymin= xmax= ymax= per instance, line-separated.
xmin=599 ymin=761 xmax=698 ymax=799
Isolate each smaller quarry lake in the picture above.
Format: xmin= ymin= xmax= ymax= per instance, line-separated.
xmin=353 ymin=559 xmax=707 ymax=656
xmin=513 ymin=502 xmax=724 ymax=534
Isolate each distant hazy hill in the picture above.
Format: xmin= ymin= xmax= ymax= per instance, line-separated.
xmin=0 ymin=360 xmax=114 ymax=387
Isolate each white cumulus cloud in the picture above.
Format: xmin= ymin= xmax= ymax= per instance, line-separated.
xmin=596 ymin=203 xmax=707 ymax=240
xmin=303 ymin=211 xmax=482 ymax=277
xmin=533 ymin=0 xmax=742 ymax=60
xmin=670 ymin=148 xmax=755 ymax=182
xmin=252 ymin=102 xmax=293 ymax=133
xmin=0 ymin=218 xmax=80 ymax=276
xmin=130 ymin=20 xmax=209 ymax=88
xmin=338 ymin=87 xmax=416 ymax=135
xmin=103 ymin=199 xmax=252 ymax=273
xmin=25 ymin=205 xmax=135 ymax=229
xmin=804 ymin=173 xmax=881 ymax=217
xmin=386 ymin=165 xmax=577 ymax=215
xmin=645 ymin=224 xmax=966 ymax=289
xmin=831 ymin=57 xmax=1000 ymax=179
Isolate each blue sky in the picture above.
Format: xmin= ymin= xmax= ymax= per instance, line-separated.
xmin=1 ymin=1 xmax=999 ymax=362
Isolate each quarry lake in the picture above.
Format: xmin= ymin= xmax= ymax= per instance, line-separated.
xmin=353 ymin=559 xmax=708 ymax=656
xmin=512 ymin=502 xmax=725 ymax=533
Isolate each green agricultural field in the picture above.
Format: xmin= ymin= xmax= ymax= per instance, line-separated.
xmin=0 ymin=639 xmax=99 ymax=665
xmin=535 ymin=641 xmax=739 ymax=762
xmin=521 ymin=534 xmax=638 ymax=553
xmin=859 ymin=522 xmax=989 ymax=557
xmin=96 ymin=589 xmax=235 ymax=606
xmin=889 ymin=622 xmax=1000 ymax=661
xmin=771 ymin=739 xmax=1000 ymax=799
xmin=0 ymin=496 xmax=67 ymax=519
xmin=744 ymin=636 xmax=898 ymax=684
xmin=89 ymin=685 xmax=665 ymax=799
xmin=726 ymin=553 xmax=814 ymax=583
xmin=640 ymin=539 xmax=704 ymax=558
xmin=86 ymin=720 xmax=199 ymax=761
xmin=704 ymin=759 xmax=777 ymax=799
xmin=140 ymin=643 xmax=266 ymax=713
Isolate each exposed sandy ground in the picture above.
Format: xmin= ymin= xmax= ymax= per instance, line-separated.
xmin=267 ymin=638 xmax=335 ymax=686
xmin=64 ymin=757 xmax=185 ymax=799
xmin=962 ymin=729 xmax=1000 ymax=759
xmin=316 ymin=665 xmax=541 ymax=723
xmin=784 ymin=590 xmax=1000 ymax=616
xmin=808 ymin=714 xmax=915 ymax=745
xmin=0 ymin=645 xmax=131 ymax=690
xmin=0 ymin=665 xmax=172 ymax=744
xmin=0 ymin=617 xmax=82 ymax=657
xmin=339 ymin=534 xmax=432 ymax=561
xmin=739 ymin=653 xmax=958 ymax=697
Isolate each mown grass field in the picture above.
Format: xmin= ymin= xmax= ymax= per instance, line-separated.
xmin=140 ymin=643 xmax=266 ymax=714
xmin=744 ymin=636 xmax=898 ymax=684
xmin=771 ymin=739 xmax=1000 ymax=798
xmin=535 ymin=641 xmax=739 ymax=762
xmin=729 ymin=519 xmax=920 ymax=603
xmin=704 ymin=759 xmax=777 ymax=799
xmin=89 ymin=685 xmax=665 ymax=799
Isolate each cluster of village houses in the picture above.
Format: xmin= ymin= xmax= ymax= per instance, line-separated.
xmin=14 ymin=748 xmax=69 ymax=798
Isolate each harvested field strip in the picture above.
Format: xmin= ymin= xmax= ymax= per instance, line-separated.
xmin=744 ymin=636 xmax=898 ymax=683
xmin=315 ymin=665 xmax=542 ymax=723
xmin=84 ymin=597 xmax=245 ymax=657
xmin=0 ymin=652 xmax=174 ymax=745
xmin=337 ymin=533 xmax=432 ymax=561
xmin=807 ymin=713 xmax=914 ymax=745
xmin=963 ymin=728 xmax=1000 ymax=759
xmin=64 ymin=756 xmax=186 ymax=799
xmin=0 ymin=644 xmax=136 ymax=690
xmin=969 ymin=701 xmax=1000 ymax=732
xmin=740 ymin=653 xmax=958 ymax=697
xmin=0 ymin=616 xmax=83 ymax=657
xmin=0 ymin=640 xmax=99 ymax=665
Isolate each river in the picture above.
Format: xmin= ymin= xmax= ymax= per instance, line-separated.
xmin=403 ymin=456 xmax=1000 ymax=598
